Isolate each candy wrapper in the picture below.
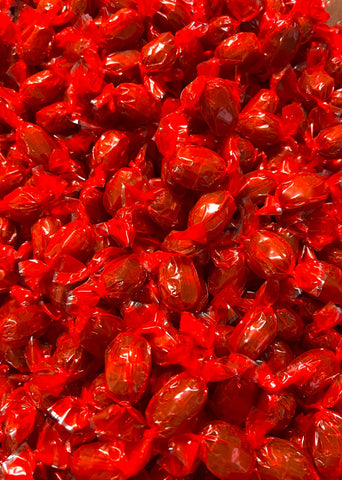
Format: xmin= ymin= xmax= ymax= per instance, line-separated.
xmin=0 ymin=0 xmax=342 ymax=479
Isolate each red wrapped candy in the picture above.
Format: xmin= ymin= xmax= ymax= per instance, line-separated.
xmin=0 ymin=0 xmax=341 ymax=478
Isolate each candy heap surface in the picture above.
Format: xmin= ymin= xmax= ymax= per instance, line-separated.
xmin=0 ymin=0 xmax=342 ymax=478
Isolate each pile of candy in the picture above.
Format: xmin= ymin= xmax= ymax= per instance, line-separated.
xmin=0 ymin=0 xmax=342 ymax=478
